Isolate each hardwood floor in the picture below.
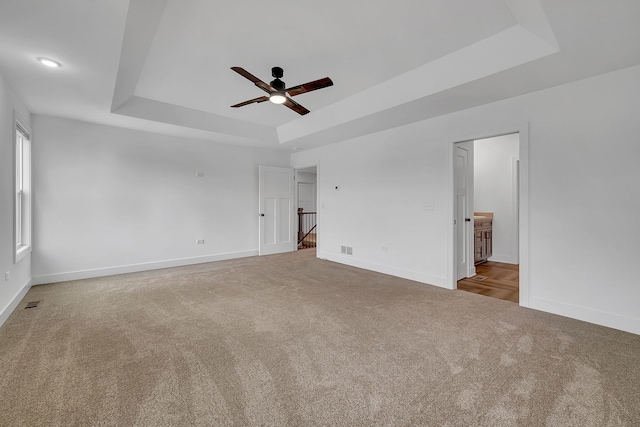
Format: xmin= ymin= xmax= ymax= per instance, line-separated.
xmin=457 ymin=261 xmax=519 ymax=303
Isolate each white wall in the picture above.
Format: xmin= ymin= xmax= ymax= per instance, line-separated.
xmin=292 ymin=64 xmax=640 ymax=335
xmin=32 ymin=116 xmax=289 ymax=283
xmin=295 ymin=171 xmax=317 ymax=211
xmin=0 ymin=72 xmax=32 ymax=326
xmin=294 ymin=125 xmax=451 ymax=286
xmin=474 ymin=134 xmax=519 ymax=264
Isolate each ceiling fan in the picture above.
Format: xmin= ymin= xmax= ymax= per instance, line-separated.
xmin=230 ymin=66 xmax=333 ymax=116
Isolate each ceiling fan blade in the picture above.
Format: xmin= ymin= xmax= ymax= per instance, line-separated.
xmin=283 ymin=97 xmax=310 ymax=115
xmin=231 ymin=66 xmax=274 ymax=94
xmin=286 ymin=77 xmax=333 ymax=97
xmin=231 ymin=96 xmax=270 ymax=108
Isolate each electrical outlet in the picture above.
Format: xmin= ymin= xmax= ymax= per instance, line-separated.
xmin=196 ymin=239 xmax=205 ymax=244
xmin=5 ymin=271 xmax=9 ymax=281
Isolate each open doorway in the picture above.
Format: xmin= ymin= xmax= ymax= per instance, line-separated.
xmin=295 ymin=167 xmax=317 ymax=250
xmin=455 ymin=133 xmax=521 ymax=303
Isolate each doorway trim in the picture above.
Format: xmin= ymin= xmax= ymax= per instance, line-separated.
xmin=447 ymin=123 xmax=530 ymax=307
xmin=511 ymin=157 xmax=520 ymax=264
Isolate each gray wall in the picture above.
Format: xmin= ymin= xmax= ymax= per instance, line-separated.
xmin=292 ymin=64 xmax=640 ymax=334
xmin=31 ymin=116 xmax=290 ymax=283
xmin=0 ymin=73 xmax=32 ymax=325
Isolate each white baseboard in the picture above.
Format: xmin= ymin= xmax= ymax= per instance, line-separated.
xmin=319 ymin=252 xmax=450 ymax=289
xmin=488 ymin=254 xmax=518 ymax=264
xmin=0 ymin=279 xmax=32 ymax=328
xmin=470 ymin=265 xmax=477 ymax=277
xmin=529 ymin=296 xmax=640 ymax=336
xmin=316 ymin=253 xmax=639 ymax=335
xmin=31 ymin=250 xmax=259 ymax=285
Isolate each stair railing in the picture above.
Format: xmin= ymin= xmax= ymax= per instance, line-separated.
xmin=297 ymin=208 xmax=317 ymax=248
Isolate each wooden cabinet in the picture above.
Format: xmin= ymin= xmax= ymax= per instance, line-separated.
xmin=474 ymin=212 xmax=493 ymax=265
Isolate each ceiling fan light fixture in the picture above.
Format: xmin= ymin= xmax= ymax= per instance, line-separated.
xmin=270 ymin=92 xmax=286 ymax=104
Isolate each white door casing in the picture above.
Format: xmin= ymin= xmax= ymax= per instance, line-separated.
xmin=259 ymin=166 xmax=295 ymax=255
xmin=512 ymin=157 xmax=520 ymax=264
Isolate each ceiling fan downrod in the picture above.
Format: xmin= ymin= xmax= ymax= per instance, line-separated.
xmin=270 ymin=67 xmax=285 ymax=91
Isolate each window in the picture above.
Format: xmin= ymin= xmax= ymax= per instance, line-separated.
xmin=15 ymin=119 xmax=31 ymax=262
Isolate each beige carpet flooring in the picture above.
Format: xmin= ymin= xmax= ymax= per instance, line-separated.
xmin=1 ymin=250 xmax=639 ymax=426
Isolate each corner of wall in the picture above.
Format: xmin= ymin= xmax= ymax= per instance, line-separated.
xmin=0 ymin=278 xmax=32 ymax=328
xmin=0 ymin=70 xmax=34 ymax=330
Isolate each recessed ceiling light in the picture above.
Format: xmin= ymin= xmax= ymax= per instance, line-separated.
xmin=37 ymin=57 xmax=61 ymax=68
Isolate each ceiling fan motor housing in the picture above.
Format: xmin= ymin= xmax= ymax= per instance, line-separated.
xmin=270 ymin=78 xmax=286 ymax=91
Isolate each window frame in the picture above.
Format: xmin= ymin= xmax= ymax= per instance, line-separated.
xmin=14 ymin=114 xmax=32 ymax=263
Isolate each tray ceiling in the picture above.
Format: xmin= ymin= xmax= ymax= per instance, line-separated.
xmin=1 ymin=0 xmax=639 ymax=150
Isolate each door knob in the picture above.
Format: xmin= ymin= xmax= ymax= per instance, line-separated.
xmin=465 ymin=218 xmax=471 ymax=222
xmin=259 ymin=213 xmax=265 ymax=217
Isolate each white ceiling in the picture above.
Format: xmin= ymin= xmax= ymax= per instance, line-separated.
xmin=0 ymin=0 xmax=639 ymax=150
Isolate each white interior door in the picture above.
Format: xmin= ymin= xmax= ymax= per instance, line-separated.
xmin=259 ymin=166 xmax=295 ymax=255
xmin=455 ymin=143 xmax=473 ymax=280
